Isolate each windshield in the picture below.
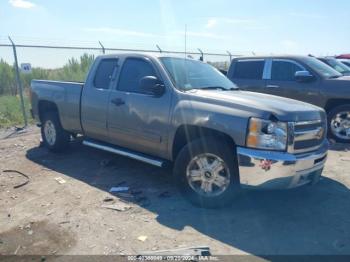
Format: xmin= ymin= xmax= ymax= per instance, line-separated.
xmin=304 ymin=57 xmax=343 ymax=78
xmin=160 ymin=57 xmax=237 ymax=90
xmin=325 ymin=58 xmax=350 ymax=74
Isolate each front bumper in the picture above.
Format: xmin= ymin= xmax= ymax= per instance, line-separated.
xmin=237 ymin=141 xmax=328 ymax=189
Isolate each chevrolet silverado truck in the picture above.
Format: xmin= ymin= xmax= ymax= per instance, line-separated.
xmin=228 ymin=55 xmax=350 ymax=143
xmin=30 ymin=54 xmax=328 ymax=208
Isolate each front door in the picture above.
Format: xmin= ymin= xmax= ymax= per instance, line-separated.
xmin=266 ymin=59 xmax=321 ymax=106
xmin=107 ymin=57 xmax=171 ymax=157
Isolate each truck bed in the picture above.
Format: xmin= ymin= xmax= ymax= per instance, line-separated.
xmin=31 ymin=80 xmax=84 ymax=133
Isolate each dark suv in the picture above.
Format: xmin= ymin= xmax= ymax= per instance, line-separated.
xmin=228 ymin=55 xmax=350 ymax=143
xmin=318 ymin=57 xmax=350 ymax=76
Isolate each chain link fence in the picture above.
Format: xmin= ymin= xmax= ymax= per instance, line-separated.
xmin=0 ymin=38 xmax=241 ymax=127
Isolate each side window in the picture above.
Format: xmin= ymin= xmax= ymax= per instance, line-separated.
xmin=232 ymin=60 xmax=265 ymax=80
xmin=118 ymin=58 xmax=156 ymax=93
xmin=271 ymin=61 xmax=303 ymax=81
xmin=94 ymin=59 xmax=119 ymax=89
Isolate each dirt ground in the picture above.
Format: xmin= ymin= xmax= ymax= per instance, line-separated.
xmin=1 ymin=127 xmax=350 ymax=257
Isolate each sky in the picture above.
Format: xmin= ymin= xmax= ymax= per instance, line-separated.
xmin=1 ymin=0 xmax=350 ymax=68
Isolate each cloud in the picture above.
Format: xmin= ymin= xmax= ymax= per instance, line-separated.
xmin=9 ymin=0 xmax=35 ymax=8
xmin=206 ymin=18 xmax=218 ymax=29
xmin=84 ymin=27 xmax=158 ymax=38
xmin=205 ymin=17 xmax=256 ymax=29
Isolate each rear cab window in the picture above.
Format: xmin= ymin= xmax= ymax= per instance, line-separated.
xmin=231 ymin=60 xmax=265 ymax=80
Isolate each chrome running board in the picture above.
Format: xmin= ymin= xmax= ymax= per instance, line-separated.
xmin=83 ymin=140 xmax=165 ymax=167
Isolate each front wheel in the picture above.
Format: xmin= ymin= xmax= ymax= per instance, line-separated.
xmin=328 ymin=105 xmax=350 ymax=143
xmin=174 ymin=137 xmax=240 ymax=208
xmin=41 ymin=112 xmax=70 ymax=152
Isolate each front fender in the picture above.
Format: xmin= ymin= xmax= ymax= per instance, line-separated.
xmin=168 ymin=99 xmax=249 ymax=158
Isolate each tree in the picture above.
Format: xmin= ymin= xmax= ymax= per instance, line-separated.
xmin=0 ymin=53 xmax=95 ymax=96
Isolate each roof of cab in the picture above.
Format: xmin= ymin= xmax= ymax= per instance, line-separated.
xmin=96 ymin=52 xmax=186 ymax=60
xmin=232 ymin=55 xmax=313 ymax=61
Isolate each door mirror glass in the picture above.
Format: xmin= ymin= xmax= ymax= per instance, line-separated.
xmin=295 ymin=71 xmax=315 ymax=82
xmin=139 ymin=76 xmax=165 ymax=96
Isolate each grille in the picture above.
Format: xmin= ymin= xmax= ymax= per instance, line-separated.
xmin=292 ymin=120 xmax=325 ymax=153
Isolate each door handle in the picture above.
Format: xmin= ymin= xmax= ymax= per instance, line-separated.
xmin=111 ymin=98 xmax=125 ymax=107
xmin=266 ymin=85 xmax=279 ymax=88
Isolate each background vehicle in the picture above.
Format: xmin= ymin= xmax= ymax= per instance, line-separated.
xmin=336 ymin=54 xmax=350 ymax=67
xmin=30 ymin=54 xmax=328 ymax=208
xmin=317 ymin=57 xmax=350 ymax=76
xmin=228 ymin=55 xmax=350 ymax=143
xmin=338 ymin=59 xmax=350 ymax=68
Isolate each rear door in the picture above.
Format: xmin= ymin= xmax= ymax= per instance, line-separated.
xmin=107 ymin=56 xmax=171 ymax=157
xmin=266 ymin=59 xmax=320 ymax=104
xmin=81 ymin=58 xmax=119 ymax=141
xmin=228 ymin=59 xmax=266 ymax=92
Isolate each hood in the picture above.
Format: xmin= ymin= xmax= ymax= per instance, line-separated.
xmin=188 ymin=90 xmax=325 ymax=122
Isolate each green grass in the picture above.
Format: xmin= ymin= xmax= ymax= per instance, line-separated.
xmin=0 ymin=95 xmax=34 ymax=128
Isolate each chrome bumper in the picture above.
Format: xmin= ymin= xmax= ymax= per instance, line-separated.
xmin=237 ymin=141 xmax=328 ymax=189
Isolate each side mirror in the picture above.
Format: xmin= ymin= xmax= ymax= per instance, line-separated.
xmin=139 ymin=76 xmax=165 ymax=97
xmin=295 ymin=71 xmax=315 ymax=83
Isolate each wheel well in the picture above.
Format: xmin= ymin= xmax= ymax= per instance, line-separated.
xmin=38 ymin=100 xmax=59 ymax=122
xmin=172 ymin=125 xmax=236 ymax=160
xmin=325 ymin=99 xmax=350 ymax=113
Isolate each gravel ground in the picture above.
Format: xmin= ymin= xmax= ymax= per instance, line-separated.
xmin=0 ymin=127 xmax=350 ymax=257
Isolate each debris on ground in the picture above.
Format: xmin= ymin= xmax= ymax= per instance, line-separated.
xmin=55 ymin=177 xmax=67 ymax=185
xmin=1 ymin=170 xmax=30 ymax=189
xmin=59 ymin=221 xmax=70 ymax=225
xmin=1 ymin=127 xmax=27 ymax=140
xmin=103 ymin=196 xmax=115 ymax=202
xmin=109 ymin=187 xmax=129 ymax=193
xmin=340 ymin=157 xmax=350 ymax=162
xmin=14 ymin=245 xmax=21 ymax=255
xmin=101 ymin=202 xmax=132 ymax=212
xmin=137 ymin=235 xmax=148 ymax=242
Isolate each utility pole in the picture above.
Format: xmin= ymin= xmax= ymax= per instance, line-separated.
xmin=185 ymin=24 xmax=187 ymax=58
xmin=8 ymin=36 xmax=28 ymax=127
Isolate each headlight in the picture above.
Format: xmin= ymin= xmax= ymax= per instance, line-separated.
xmin=246 ymin=118 xmax=288 ymax=151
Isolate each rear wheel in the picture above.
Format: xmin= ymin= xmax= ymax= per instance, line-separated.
xmin=174 ymin=137 xmax=240 ymax=208
xmin=328 ymin=105 xmax=350 ymax=143
xmin=41 ymin=112 xmax=70 ymax=152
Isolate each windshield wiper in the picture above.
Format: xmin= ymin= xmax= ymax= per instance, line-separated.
xmin=329 ymin=75 xmax=342 ymax=79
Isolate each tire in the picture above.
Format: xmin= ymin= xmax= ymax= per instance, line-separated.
xmin=41 ymin=112 xmax=70 ymax=152
xmin=173 ymin=137 xmax=241 ymax=208
xmin=328 ymin=104 xmax=350 ymax=143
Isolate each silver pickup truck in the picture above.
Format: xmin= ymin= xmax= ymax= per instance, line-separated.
xmin=30 ymin=53 xmax=329 ymax=208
